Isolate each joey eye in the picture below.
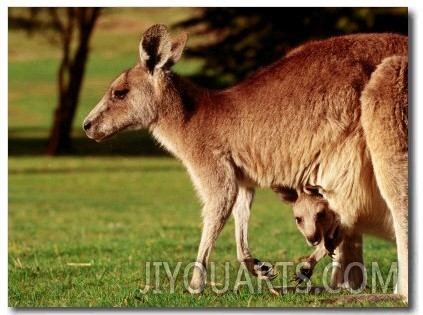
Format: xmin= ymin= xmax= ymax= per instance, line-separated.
xmin=113 ymin=88 xmax=129 ymax=100
xmin=295 ymin=217 xmax=303 ymax=224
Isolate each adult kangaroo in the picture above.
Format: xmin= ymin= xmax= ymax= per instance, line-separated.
xmin=83 ymin=24 xmax=408 ymax=301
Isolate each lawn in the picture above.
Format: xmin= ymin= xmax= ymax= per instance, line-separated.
xmin=8 ymin=7 xmax=405 ymax=308
xmin=8 ymin=156 xmax=401 ymax=307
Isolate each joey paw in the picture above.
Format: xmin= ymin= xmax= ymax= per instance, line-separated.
xmin=292 ymin=267 xmax=313 ymax=285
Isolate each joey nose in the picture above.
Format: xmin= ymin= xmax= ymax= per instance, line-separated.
xmin=83 ymin=121 xmax=92 ymax=131
xmin=307 ymin=235 xmax=321 ymax=246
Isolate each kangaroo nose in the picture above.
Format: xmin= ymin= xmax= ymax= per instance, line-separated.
xmin=83 ymin=121 xmax=92 ymax=131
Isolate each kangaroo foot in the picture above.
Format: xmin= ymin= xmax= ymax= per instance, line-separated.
xmin=243 ymin=258 xmax=278 ymax=281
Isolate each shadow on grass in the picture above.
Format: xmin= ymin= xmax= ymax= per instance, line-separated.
xmin=8 ymin=128 xmax=170 ymax=157
xmin=8 ymin=163 xmax=184 ymax=175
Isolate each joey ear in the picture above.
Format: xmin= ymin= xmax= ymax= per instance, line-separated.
xmin=139 ymin=24 xmax=187 ymax=73
xmin=272 ymin=186 xmax=298 ymax=205
xmin=304 ymin=185 xmax=325 ymax=197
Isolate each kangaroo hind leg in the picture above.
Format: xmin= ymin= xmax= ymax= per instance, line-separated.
xmin=188 ymin=157 xmax=238 ymax=293
xmin=360 ymin=55 xmax=408 ymax=302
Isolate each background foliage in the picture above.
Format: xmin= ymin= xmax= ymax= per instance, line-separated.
xmin=177 ymin=7 xmax=408 ymax=88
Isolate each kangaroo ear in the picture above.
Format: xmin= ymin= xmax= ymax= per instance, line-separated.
xmin=166 ymin=31 xmax=188 ymax=68
xmin=139 ymin=24 xmax=171 ymax=72
xmin=139 ymin=24 xmax=187 ymax=73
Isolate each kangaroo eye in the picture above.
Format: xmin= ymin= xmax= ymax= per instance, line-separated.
xmin=295 ymin=217 xmax=303 ymax=224
xmin=113 ymin=89 xmax=129 ymax=100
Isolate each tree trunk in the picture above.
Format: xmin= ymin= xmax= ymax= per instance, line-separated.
xmin=46 ymin=8 xmax=101 ymax=155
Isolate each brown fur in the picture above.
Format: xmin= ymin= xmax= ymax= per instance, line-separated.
xmin=83 ymin=25 xmax=408 ymax=300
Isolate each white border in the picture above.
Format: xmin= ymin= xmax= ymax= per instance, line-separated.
xmin=3 ymin=2 xmax=421 ymax=314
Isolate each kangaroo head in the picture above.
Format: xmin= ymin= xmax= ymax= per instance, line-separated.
xmin=83 ymin=24 xmax=188 ymax=141
xmin=292 ymin=189 xmax=337 ymax=246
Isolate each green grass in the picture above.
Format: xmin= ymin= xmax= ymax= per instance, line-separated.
xmin=8 ymin=156 xmax=403 ymax=307
xmin=8 ymin=7 xmax=405 ymax=308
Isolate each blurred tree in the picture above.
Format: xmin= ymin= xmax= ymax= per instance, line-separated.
xmin=9 ymin=8 xmax=102 ymax=155
xmin=176 ymin=7 xmax=408 ymax=88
